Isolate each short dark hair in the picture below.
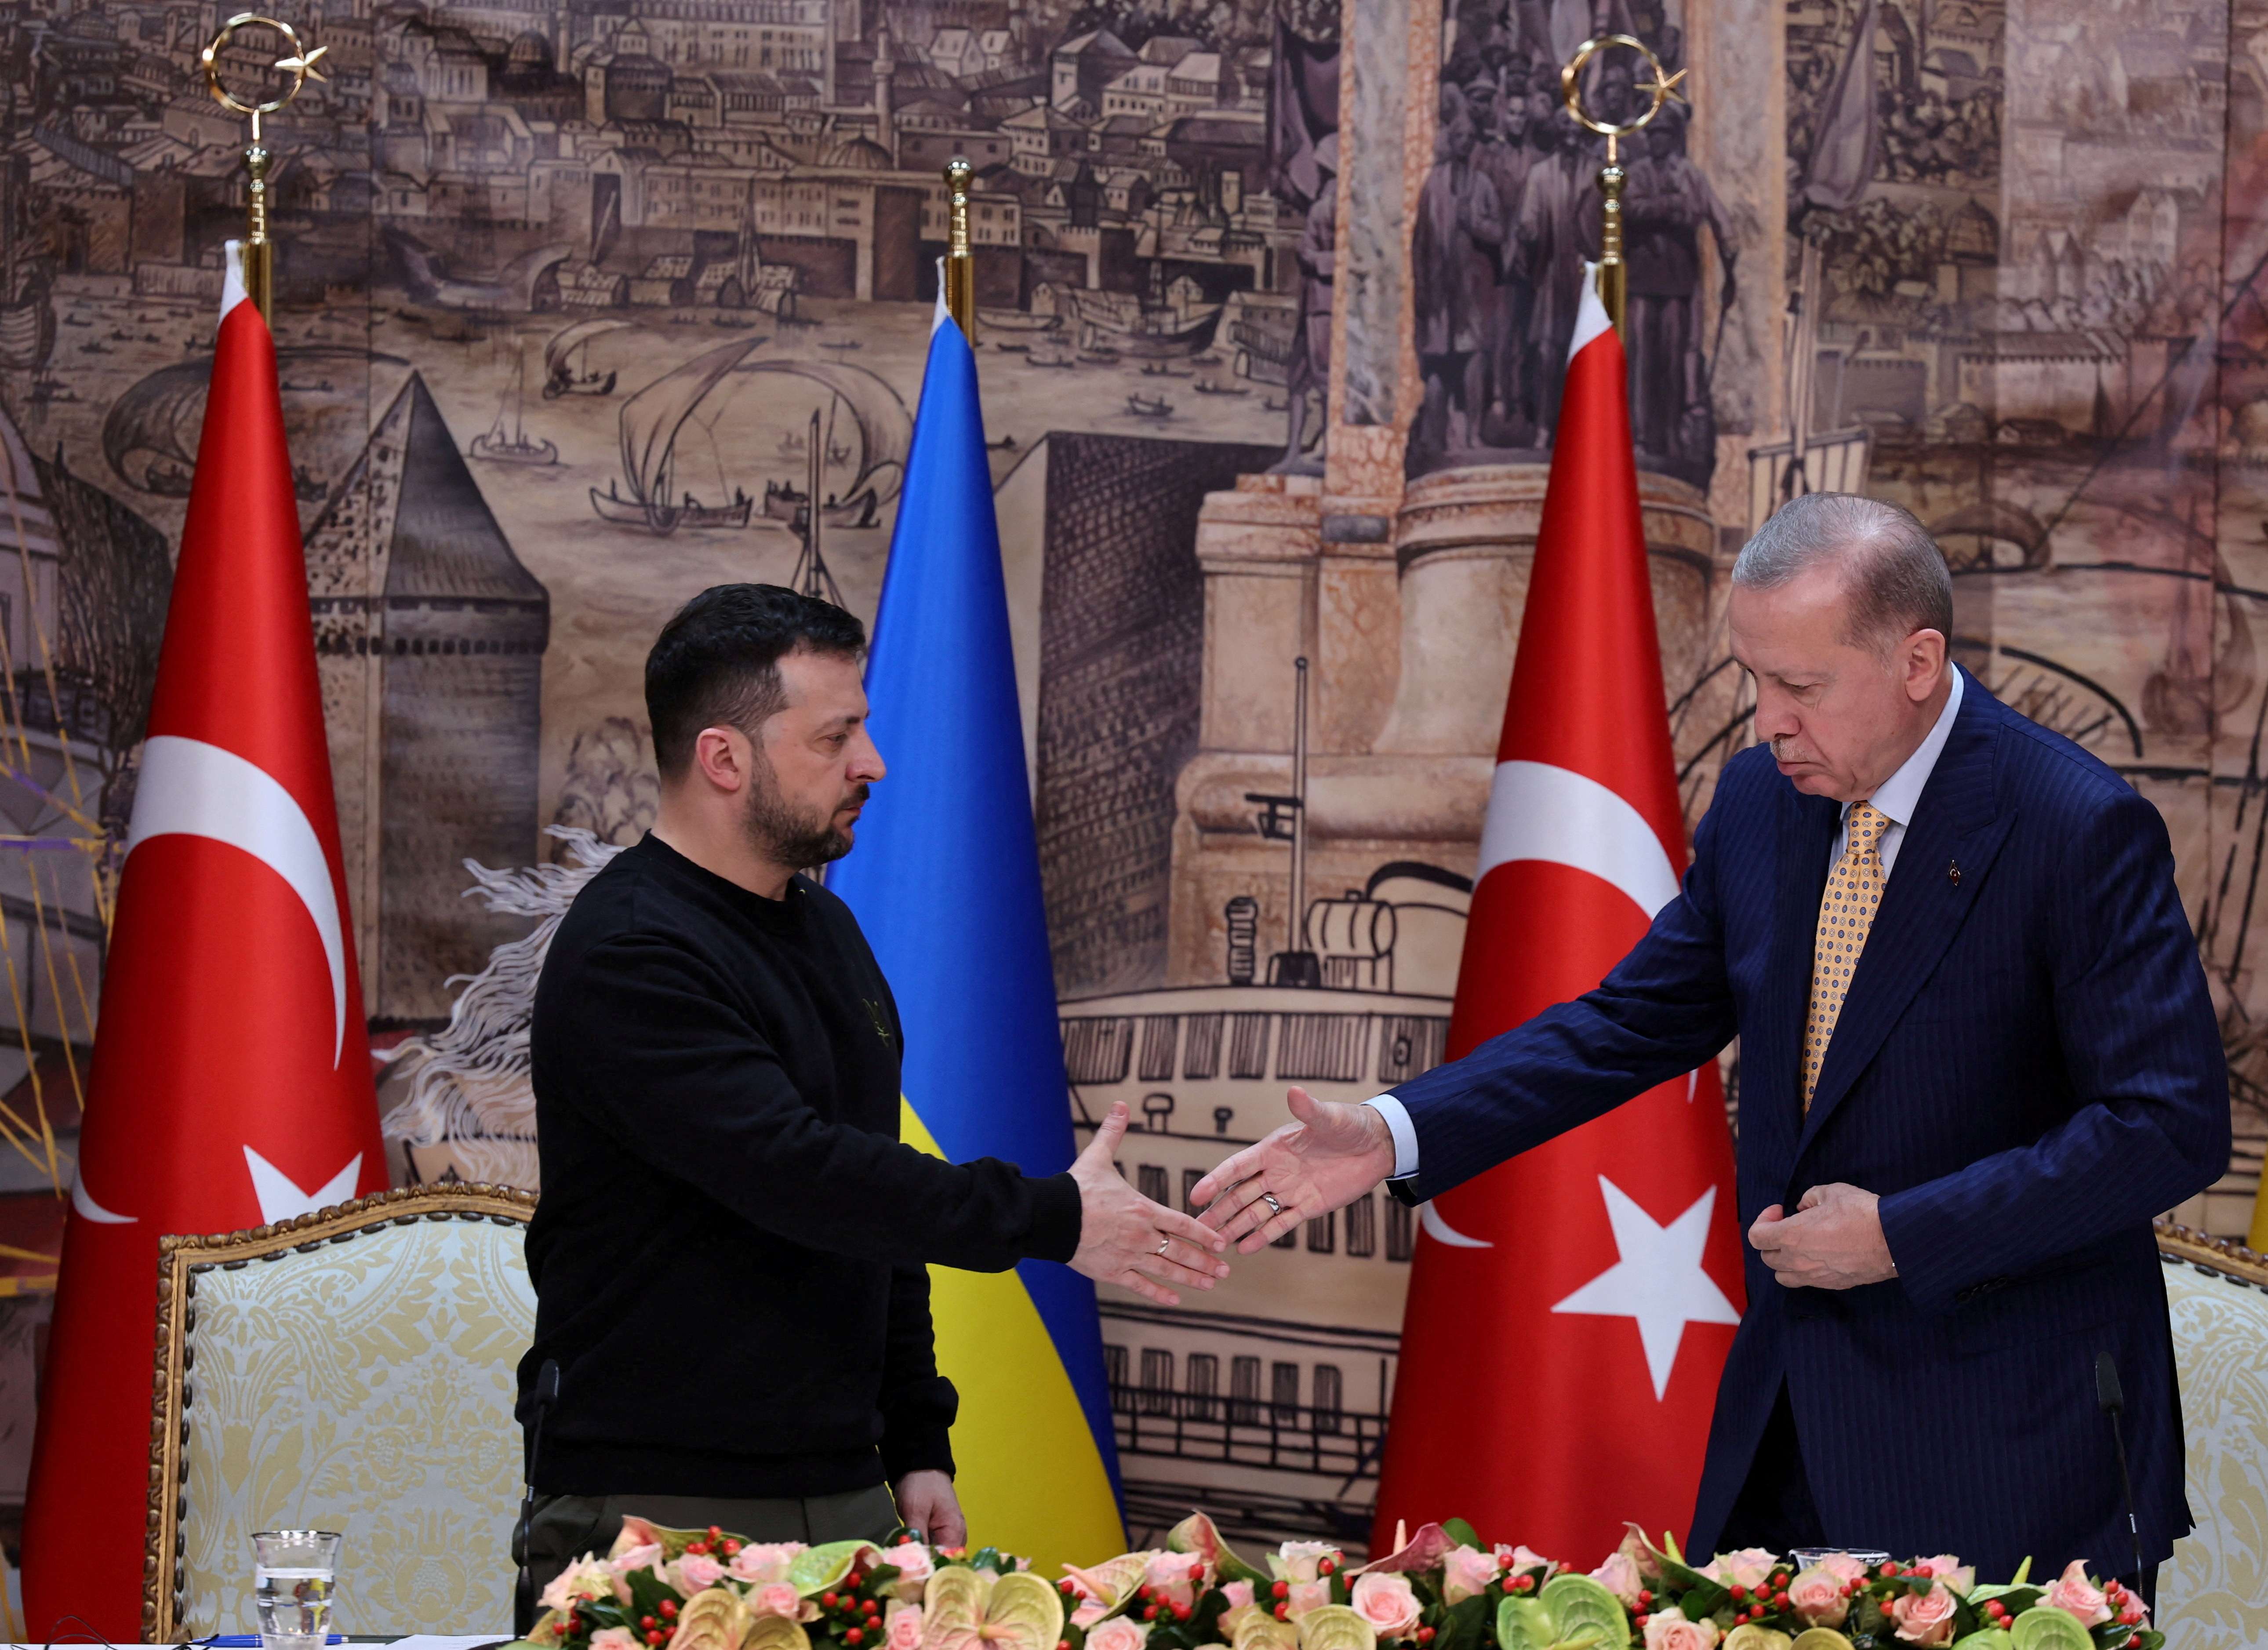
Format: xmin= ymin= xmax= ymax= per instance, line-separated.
xmin=645 ymin=584 xmax=866 ymax=779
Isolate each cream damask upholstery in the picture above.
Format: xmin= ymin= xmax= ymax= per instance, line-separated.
xmin=144 ymin=1186 xmax=538 ymax=1641
xmin=2155 ymin=1223 xmax=2268 ymax=1650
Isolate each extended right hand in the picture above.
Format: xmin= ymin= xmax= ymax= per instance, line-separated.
xmin=1189 ymin=1087 xmax=1398 ymax=1253
xmin=1069 ymin=1101 xmax=1231 ymax=1306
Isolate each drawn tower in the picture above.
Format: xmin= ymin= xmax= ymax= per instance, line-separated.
xmin=304 ymin=373 xmax=550 ymax=1024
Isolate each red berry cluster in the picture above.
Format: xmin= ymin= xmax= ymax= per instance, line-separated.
xmin=1133 ymin=1584 xmax=1193 ymax=1625
xmin=1978 ymin=1599 xmax=2015 ymax=1632
xmin=819 ymin=1567 xmax=883 ymax=1646
xmin=1495 ymin=1575 xmax=1534 ymax=1596
xmin=629 ymin=1598 xmax=681 ymax=1647
xmin=1724 ymin=1569 xmax=1793 ymax=1626
xmin=684 ymin=1526 xmax=745 ymax=1561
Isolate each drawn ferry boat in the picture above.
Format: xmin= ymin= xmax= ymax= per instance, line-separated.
xmin=1057 ymin=865 xmax=1472 ymax=1552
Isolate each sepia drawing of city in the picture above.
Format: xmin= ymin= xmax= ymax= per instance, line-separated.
xmin=0 ymin=0 xmax=2263 ymax=1562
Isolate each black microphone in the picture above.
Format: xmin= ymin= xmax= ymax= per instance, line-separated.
xmin=2094 ymin=1351 xmax=2144 ymax=1585
xmin=515 ymin=1359 xmax=563 ymax=1638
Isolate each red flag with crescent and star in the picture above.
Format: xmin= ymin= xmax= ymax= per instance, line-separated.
xmin=1374 ymin=277 xmax=1745 ymax=1561
xmin=22 ymin=243 xmax=385 ymax=1638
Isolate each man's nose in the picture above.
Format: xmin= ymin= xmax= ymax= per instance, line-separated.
xmin=1754 ymin=696 xmax=1799 ymax=741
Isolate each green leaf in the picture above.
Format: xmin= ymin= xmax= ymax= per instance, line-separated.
xmin=1441 ymin=1520 xmax=1482 ymax=1552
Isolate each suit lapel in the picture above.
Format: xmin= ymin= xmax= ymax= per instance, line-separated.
xmin=1796 ymin=683 xmax=2013 ymax=1157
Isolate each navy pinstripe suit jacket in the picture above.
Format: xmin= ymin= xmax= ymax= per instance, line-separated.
xmin=1387 ymin=668 xmax=2230 ymax=1576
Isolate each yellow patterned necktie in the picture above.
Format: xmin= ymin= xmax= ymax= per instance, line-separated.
xmin=1802 ymin=800 xmax=1891 ymax=1111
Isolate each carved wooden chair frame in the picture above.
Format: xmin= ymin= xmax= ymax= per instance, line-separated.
xmin=142 ymin=1183 xmax=539 ymax=1641
xmin=2155 ymin=1218 xmax=2268 ymax=1290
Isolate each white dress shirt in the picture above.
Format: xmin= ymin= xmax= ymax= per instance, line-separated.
xmin=1366 ymin=669 xmax=1967 ymax=1182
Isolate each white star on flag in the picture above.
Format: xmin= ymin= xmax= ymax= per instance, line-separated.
xmin=244 ymin=1145 xmax=362 ymax=1225
xmin=1551 ymin=1176 xmax=1741 ymax=1400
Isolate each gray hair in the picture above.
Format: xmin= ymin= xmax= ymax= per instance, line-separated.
xmin=1732 ymin=492 xmax=1953 ymax=649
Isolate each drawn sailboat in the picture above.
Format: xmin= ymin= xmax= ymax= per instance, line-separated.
xmin=753 ymin=360 xmax=911 ymax=530
xmin=542 ymin=318 xmax=624 ymax=399
xmin=471 ymin=340 xmax=558 ymax=465
xmin=590 ymin=337 xmax=759 ymax=533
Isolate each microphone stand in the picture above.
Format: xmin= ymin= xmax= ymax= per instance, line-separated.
xmin=2094 ymin=1351 xmax=2145 ymax=1586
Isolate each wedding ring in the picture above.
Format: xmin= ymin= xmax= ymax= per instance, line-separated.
xmin=1156 ymin=1237 xmax=1172 ymax=1255
xmin=1261 ymin=1191 xmax=1284 ymax=1217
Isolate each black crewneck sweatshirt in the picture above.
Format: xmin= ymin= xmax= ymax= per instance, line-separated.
xmin=519 ymin=833 xmax=1083 ymax=1497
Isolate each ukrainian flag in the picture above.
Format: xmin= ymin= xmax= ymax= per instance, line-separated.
xmin=827 ymin=288 xmax=1126 ymax=1568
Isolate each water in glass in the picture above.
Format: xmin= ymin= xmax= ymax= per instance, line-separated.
xmin=253 ymin=1529 xmax=342 ymax=1650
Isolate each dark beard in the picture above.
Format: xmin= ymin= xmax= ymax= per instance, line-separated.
xmin=743 ymin=763 xmax=864 ymax=871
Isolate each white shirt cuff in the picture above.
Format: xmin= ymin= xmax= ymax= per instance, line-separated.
xmin=1363 ymin=1094 xmax=1419 ymax=1181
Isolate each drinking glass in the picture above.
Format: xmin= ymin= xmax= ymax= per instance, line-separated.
xmin=1792 ymin=1547 xmax=1893 ymax=1572
xmin=252 ymin=1529 xmax=342 ymax=1650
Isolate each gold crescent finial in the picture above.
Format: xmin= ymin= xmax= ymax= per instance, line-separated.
xmin=201 ymin=15 xmax=321 ymax=322
xmin=1558 ymin=34 xmax=1687 ymax=338
xmin=1559 ymin=33 xmax=1683 ymax=142
xmin=201 ymin=15 xmax=323 ymax=131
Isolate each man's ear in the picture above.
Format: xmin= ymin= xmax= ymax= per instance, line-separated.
xmin=691 ymin=724 xmax=751 ymax=793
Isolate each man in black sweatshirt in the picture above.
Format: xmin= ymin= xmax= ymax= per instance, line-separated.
xmin=519 ymin=585 xmax=1225 ymax=1588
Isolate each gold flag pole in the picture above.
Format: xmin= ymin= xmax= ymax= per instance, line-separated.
xmin=1560 ymin=33 xmax=1686 ymax=336
xmin=943 ymin=157 xmax=977 ymax=345
xmin=200 ymin=14 xmax=328 ymax=323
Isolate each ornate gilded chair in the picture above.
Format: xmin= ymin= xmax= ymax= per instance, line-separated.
xmin=143 ymin=1185 xmax=538 ymax=1641
xmin=2155 ymin=1221 xmax=2268 ymax=1650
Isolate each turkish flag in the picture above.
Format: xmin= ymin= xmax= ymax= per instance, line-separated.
xmin=22 ymin=245 xmax=385 ymax=1638
xmin=1374 ymin=281 xmax=1745 ymax=1562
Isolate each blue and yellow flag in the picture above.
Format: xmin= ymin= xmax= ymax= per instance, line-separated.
xmin=828 ymin=293 xmax=1126 ymax=1567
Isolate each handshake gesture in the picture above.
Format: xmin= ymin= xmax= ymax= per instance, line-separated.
xmin=1190 ymin=1086 xmax=1397 ymax=1251
xmin=1061 ymin=1087 xmax=1398 ymax=1306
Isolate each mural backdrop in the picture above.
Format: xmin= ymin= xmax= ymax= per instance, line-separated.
xmin=0 ymin=0 xmax=2259 ymax=1571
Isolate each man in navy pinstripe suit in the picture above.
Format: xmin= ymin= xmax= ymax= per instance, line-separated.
xmin=1193 ymin=493 xmax=2229 ymax=1590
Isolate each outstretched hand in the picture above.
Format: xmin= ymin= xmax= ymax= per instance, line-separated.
xmin=1069 ymin=1101 xmax=1231 ymax=1306
xmin=1188 ymin=1087 xmax=1398 ymax=1254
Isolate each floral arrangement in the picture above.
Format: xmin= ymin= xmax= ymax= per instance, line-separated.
xmin=510 ymin=1511 xmax=2161 ymax=1650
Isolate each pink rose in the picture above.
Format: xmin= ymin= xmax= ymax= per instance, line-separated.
xmin=883 ymin=1544 xmax=935 ymax=1584
xmin=1912 ymin=1557 xmax=1974 ymax=1596
xmin=1698 ymin=1548 xmax=1777 ymax=1592
xmin=1640 ymin=1608 xmax=1719 ymax=1650
xmin=1220 ymin=1581 xmax=1254 ymax=1612
xmin=1145 ymin=1552 xmax=1207 ymax=1608
xmin=2040 ymin=1561 xmax=2112 ymax=1627
xmin=1588 ymin=1552 xmax=1643 ymax=1609
xmin=1444 ymin=1546 xmax=1500 ymax=1604
xmin=1276 ymin=1542 xmax=1340 ymax=1585
xmin=540 ymin=1559 xmax=616 ymax=1613
xmin=1889 ymin=1587 xmax=1958 ymax=1646
xmin=886 ymin=1605 xmax=925 ymax=1650
xmin=1350 ymin=1573 xmax=1422 ymax=1639
xmin=673 ymin=1552 xmax=728 ymax=1593
xmin=611 ymin=1517 xmax=667 ymax=1559
xmin=1286 ymin=1581 xmax=1330 ymax=1620
xmin=1071 ymin=1602 xmax=1111 ymax=1630
xmin=882 ymin=1544 xmax=935 ymax=1600
xmin=1816 ymin=1553 xmax=1869 ymax=1585
xmin=749 ymin=1584 xmax=802 ymax=1620
xmin=1494 ymin=1545 xmax=1556 ymax=1578
xmin=592 ymin=1630 xmax=640 ymax=1650
xmin=1785 ymin=1569 xmax=1847 ymax=1628
xmin=1217 ymin=1579 xmax=1256 ymax=1635
xmin=1087 ymin=1616 xmax=1149 ymax=1650
xmin=730 ymin=1543 xmax=806 ymax=1585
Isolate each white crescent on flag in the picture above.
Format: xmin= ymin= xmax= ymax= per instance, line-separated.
xmin=1476 ymin=759 xmax=1680 ymax=919
xmin=125 ymin=735 xmax=347 ymax=1067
